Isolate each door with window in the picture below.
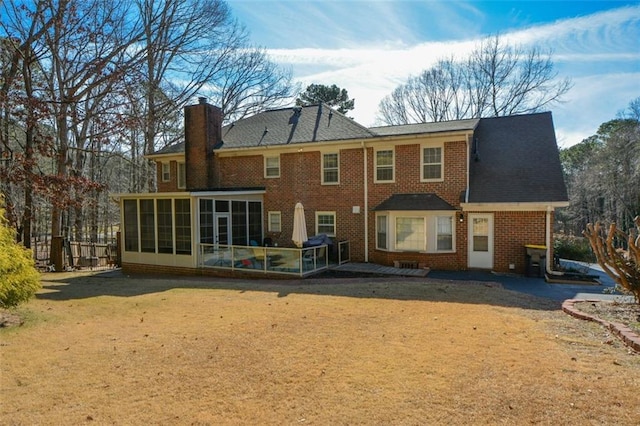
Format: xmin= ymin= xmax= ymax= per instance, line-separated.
xmin=216 ymin=214 xmax=230 ymax=246
xmin=468 ymin=214 xmax=493 ymax=269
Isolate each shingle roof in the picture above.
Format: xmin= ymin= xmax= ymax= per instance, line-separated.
xmin=370 ymin=118 xmax=479 ymax=136
xmin=374 ymin=193 xmax=456 ymax=211
xmin=222 ymin=103 xmax=375 ymax=149
xmin=468 ymin=112 xmax=568 ymax=203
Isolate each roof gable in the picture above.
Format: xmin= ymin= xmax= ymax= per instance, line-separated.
xmin=468 ymin=112 xmax=568 ymax=204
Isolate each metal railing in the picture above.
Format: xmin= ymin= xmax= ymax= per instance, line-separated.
xmin=199 ymin=243 xmax=329 ymax=277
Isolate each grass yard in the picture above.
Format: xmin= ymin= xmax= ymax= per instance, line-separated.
xmin=1 ymin=270 xmax=639 ymax=425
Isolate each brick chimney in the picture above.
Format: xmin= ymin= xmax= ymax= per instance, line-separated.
xmin=184 ymin=98 xmax=222 ymax=190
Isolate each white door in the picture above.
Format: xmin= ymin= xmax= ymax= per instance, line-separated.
xmin=215 ymin=214 xmax=230 ymax=246
xmin=468 ymin=214 xmax=493 ymax=269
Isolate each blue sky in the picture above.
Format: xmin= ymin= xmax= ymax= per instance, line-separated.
xmin=227 ymin=0 xmax=640 ymax=147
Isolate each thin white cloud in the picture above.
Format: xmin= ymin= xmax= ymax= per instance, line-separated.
xmin=260 ymin=4 xmax=640 ymax=144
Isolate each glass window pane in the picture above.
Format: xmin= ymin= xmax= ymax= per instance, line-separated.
xmin=177 ymin=163 xmax=186 ymax=188
xmin=395 ymin=217 xmax=424 ymax=251
xmin=269 ymin=212 xmax=281 ymax=232
xmin=437 ymin=216 xmax=452 ymax=251
xmin=265 ymin=156 xmax=279 ymax=177
xmin=473 ymin=218 xmax=489 ymax=252
xmin=474 ymin=236 xmax=489 ymax=252
xmin=376 ymin=215 xmax=387 ymax=250
xmin=323 ymin=153 xmax=339 ymax=183
xmin=317 ymin=213 xmax=335 ymax=236
xmin=422 ymin=147 xmax=442 ymax=179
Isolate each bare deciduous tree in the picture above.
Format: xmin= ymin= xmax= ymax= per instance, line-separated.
xmin=378 ymin=34 xmax=571 ymax=124
xmin=584 ymin=217 xmax=640 ymax=303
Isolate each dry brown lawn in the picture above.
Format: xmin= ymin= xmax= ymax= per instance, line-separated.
xmin=1 ymin=270 xmax=639 ymax=425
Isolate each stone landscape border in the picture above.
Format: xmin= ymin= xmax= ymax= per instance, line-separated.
xmin=562 ymin=299 xmax=640 ymax=353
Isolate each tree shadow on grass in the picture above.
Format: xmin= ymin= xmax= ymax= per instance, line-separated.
xmin=36 ymin=269 xmax=562 ymax=311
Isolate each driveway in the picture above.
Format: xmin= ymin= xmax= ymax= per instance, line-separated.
xmin=428 ymin=260 xmax=628 ymax=302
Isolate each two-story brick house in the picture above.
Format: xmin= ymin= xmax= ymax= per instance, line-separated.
xmin=116 ymin=98 xmax=568 ymax=276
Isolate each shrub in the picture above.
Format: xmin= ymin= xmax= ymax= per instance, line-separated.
xmin=553 ymin=234 xmax=596 ymax=263
xmin=0 ymin=201 xmax=41 ymax=308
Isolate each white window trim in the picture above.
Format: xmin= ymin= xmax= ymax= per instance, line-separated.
xmin=264 ymin=155 xmax=280 ymax=178
xmin=376 ymin=214 xmax=388 ymax=250
xmin=376 ymin=211 xmax=456 ymax=253
xmin=315 ymin=211 xmax=336 ymax=237
xmin=395 ymin=216 xmax=426 ymax=252
xmin=321 ymin=152 xmax=340 ymax=185
xmin=435 ymin=215 xmax=454 ymax=252
xmin=420 ymin=144 xmax=444 ymax=182
xmin=177 ymin=162 xmax=186 ymax=189
xmin=161 ymin=162 xmax=170 ymax=182
xmin=374 ymin=148 xmax=395 ymax=183
xmin=268 ymin=211 xmax=281 ymax=232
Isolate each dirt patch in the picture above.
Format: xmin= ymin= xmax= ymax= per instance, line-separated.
xmin=0 ymin=310 xmax=23 ymax=328
xmin=1 ymin=271 xmax=639 ymax=424
xmin=573 ymin=300 xmax=640 ymax=336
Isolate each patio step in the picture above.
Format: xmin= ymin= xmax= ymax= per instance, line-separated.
xmin=333 ymin=262 xmax=429 ymax=277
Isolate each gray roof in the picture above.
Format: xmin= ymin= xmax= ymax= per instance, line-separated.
xmin=222 ymin=103 xmax=375 ymax=149
xmin=468 ymin=112 xmax=568 ymax=203
xmin=374 ymin=193 xmax=456 ymax=211
xmin=370 ymin=118 xmax=479 ymax=136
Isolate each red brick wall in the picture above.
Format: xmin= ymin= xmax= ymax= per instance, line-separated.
xmin=184 ymin=102 xmax=222 ymax=190
xmin=492 ymin=211 xmax=547 ymax=273
xmin=151 ymin=133 xmax=553 ymax=274
xmin=156 ymin=160 xmax=184 ymax=193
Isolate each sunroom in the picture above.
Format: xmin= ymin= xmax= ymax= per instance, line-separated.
xmin=117 ymin=190 xmax=329 ymax=276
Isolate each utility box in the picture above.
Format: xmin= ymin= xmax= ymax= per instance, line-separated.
xmin=525 ymin=245 xmax=547 ymax=277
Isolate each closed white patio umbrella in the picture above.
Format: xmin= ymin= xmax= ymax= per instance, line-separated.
xmin=292 ymin=202 xmax=308 ymax=248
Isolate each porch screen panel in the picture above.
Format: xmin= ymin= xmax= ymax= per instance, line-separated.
xmin=175 ymin=199 xmax=191 ymax=255
xmin=157 ymin=199 xmax=173 ymax=253
xmin=248 ymin=201 xmax=262 ymax=245
xmin=140 ymin=200 xmax=155 ymax=253
xmin=199 ymin=199 xmax=214 ymax=244
xmin=232 ymin=201 xmax=248 ymax=245
xmin=123 ymin=200 xmax=139 ymax=252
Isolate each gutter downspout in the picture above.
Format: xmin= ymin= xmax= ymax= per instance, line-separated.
xmin=362 ymin=141 xmax=369 ymax=262
xmin=465 ymin=134 xmax=471 ymax=203
xmin=546 ymin=206 xmax=562 ymax=275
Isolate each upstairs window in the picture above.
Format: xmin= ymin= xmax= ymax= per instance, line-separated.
xmin=375 ymin=149 xmax=394 ymax=182
xmin=322 ymin=153 xmax=339 ymax=184
xmin=422 ymin=146 xmax=442 ymax=181
xmin=177 ymin=162 xmax=186 ymax=189
xmin=265 ymin=155 xmax=280 ymax=178
xmin=161 ymin=163 xmax=170 ymax=182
